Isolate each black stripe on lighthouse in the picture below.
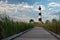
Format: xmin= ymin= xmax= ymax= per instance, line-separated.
xmin=39 ymin=18 xmax=42 ymax=21
xmin=39 ymin=13 xmax=41 ymax=15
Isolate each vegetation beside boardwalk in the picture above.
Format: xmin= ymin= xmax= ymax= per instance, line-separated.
xmin=0 ymin=16 xmax=34 ymax=39
xmin=0 ymin=15 xmax=60 ymax=39
xmin=43 ymin=19 xmax=60 ymax=35
xmin=34 ymin=19 xmax=60 ymax=35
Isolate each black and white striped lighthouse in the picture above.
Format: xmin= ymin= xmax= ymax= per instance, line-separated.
xmin=38 ymin=6 xmax=42 ymax=22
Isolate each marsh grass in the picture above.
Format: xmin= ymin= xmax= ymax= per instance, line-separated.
xmin=33 ymin=19 xmax=60 ymax=35
xmin=44 ymin=19 xmax=60 ymax=35
xmin=0 ymin=16 xmax=34 ymax=39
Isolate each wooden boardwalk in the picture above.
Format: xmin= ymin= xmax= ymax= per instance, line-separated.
xmin=14 ymin=27 xmax=58 ymax=40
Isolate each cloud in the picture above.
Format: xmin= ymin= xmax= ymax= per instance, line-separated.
xmin=48 ymin=2 xmax=60 ymax=7
xmin=42 ymin=14 xmax=58 ymax=22
xmin=0 ymin=0 xmax=46 ymax=22
xmin=0 ymin=0 xmax=59 ymax=22
xmin=42 ymin=10 xmax=60 ymax=22
xmin=49 ymin=10 xmax=60 ymax=15
xmin=9 ymin=15 xmax=34 ymax=22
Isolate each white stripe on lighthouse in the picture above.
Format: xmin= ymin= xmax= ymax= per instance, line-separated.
xmin=38 ymin=16 xmax=41 ymax=18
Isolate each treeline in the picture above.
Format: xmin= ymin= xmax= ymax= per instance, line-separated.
xmin=0 ymin=16 xmax=34 ymax=39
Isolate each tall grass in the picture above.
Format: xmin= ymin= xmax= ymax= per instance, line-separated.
xmin=0 ymin=16 xmax=34 ymax=39
xmin=33 ymin=19 xmax=60 ymax=35
xmin=43 ymin=19 xmax=60 ymax=35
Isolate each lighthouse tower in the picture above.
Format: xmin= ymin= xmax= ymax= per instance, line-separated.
xmin=38 ymin=6 xmax=42 ymax=22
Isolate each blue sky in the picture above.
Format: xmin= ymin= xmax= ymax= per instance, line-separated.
xmin=0 ymin=0 xmax=60 ymax=22
xmin=7 ymin=0 xmax=60 ymax=5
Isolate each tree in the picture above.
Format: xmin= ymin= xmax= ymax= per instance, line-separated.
xmin=52 ymin=19 xmax=57 ymax=22
xmin=29 ymin=19 xmax=34 ymax=23
xmin=45 ymin=20 xmax=50 ymax=24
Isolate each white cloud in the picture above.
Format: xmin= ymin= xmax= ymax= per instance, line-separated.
xmin=0 ymin=0 xmax=59 ymax=22
xmin=10 ymin=15 xmax=34 ymax=22
xmin=42 ymin=10 xmax=59 ymax=22
xmin=0 ymin=0 xmax=46 ymax=22
xmin=1 ymin=0 xmax=59 ymax=22
xmin=48 ymin=2 xmax=60 ymax=7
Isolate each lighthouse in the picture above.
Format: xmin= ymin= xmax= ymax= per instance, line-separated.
xmin=38 ymin=6 xmax=42 ymax=22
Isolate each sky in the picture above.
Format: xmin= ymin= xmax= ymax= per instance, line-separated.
xmin=0 ymin=0 xmax=60 ymax=22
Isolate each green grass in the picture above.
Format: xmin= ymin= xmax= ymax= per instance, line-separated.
xmin=0 ymin=15 xmax=60 ymax=39
xmin=43 ymin=19 xmax=60 ymax=35
xmin=0 ymin=16 xmax=34 ymax=39
xmin=33 ymin=19 xmax=60 ymax=35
